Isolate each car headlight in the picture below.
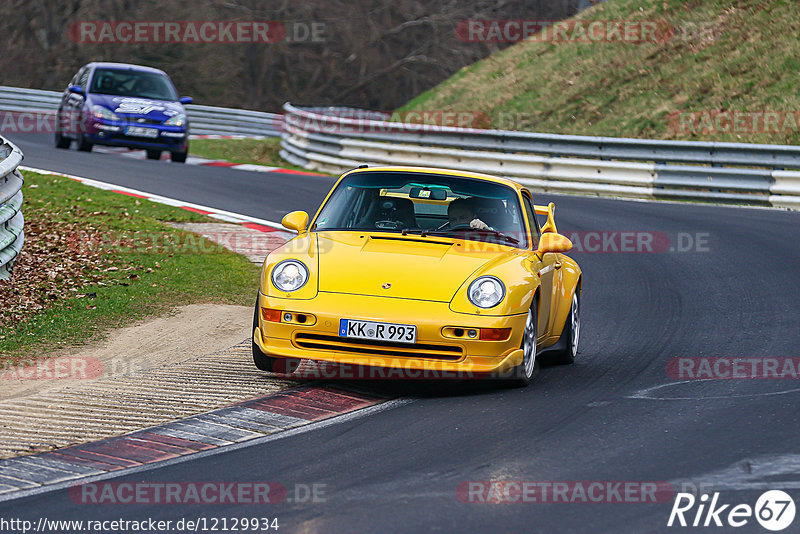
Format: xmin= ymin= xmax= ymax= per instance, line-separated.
xmin=164 ymin=113 xmax=186 ymax=127
xmin=91 ymin=105 xmax=119 ymax=121
xmin=271 ymin=260 xmax=309 ymax=292
xmin=468 ymin=276 xmax=505 ymax=308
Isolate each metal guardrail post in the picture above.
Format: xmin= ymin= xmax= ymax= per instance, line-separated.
xmin=0 ymin=135 xmax=25 ymax=280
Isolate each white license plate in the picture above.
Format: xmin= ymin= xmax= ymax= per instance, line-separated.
xmin=125 ymin=126 xmax=159 ymax=138
xmin=339 ymin=319 xmax=417 ymax=344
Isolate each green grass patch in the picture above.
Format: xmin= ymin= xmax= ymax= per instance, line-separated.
xmin=0 ymin=171 xmax=260 ymax=361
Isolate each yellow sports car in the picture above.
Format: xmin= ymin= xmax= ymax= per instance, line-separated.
xmin=252 ymin=166 xmax=582 ymax=386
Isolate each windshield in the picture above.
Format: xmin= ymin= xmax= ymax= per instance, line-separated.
xmin=313 ymin=171 xmax=528 ymax=248
xmin=89 ymin=68 xmax=178 ymax=101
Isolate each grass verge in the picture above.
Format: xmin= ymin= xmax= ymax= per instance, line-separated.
xmin=0 ymin=171 xmax=260 ymax=361
xmin=189 ymin=137 xmax=326 ymax=174
xmin=402 ymin=0 xmax=800 ymax=145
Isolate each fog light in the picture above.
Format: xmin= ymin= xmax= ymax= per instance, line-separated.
xmin=467 ymin=329 xmax=478 ymax=338
xmin=283 ymin=312 xmax=293 ymax=322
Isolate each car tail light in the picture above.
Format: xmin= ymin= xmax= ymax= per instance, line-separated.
xmin=261 ymin=308 xmax=282 ymax=322
xmin=479 ymin=328 xmax=511 ymax=341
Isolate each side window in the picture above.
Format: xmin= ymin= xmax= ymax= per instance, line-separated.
xmin=69 ymin=68 xmax=83 ymax=88
xmin=522 ymin=194 xmax=540 ymax=248
xmin=78 ymin=68 xmax=91 ymax=90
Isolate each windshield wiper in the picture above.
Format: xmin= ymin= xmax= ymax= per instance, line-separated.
xmin=422 ymin=227 xmax=520 ymax=245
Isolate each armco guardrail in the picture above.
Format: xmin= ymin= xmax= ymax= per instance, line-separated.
xmin=0 ymin=135 xmax=24 ymax=280
xmin=280 ymin=103 xmax=800 ymax=209
xmin=0 ymin=86 xmax=282 ymax=138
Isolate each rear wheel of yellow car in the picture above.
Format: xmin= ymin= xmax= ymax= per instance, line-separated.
xmin=503 ymin=302 xmax=539 ymax=387
xmin=252 ymin=299 xmax=301 ymax=374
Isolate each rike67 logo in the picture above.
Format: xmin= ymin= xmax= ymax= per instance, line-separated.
xmin=668 ymin=490 xmax=796 ymax=531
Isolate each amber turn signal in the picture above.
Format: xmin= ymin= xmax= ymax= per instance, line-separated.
xmin=479 ymin=328 xmax=512 ymax=341
xmin=261 ymin=308 xmax=283 ymax=322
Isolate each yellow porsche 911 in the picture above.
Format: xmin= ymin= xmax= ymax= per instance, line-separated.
xmin=252 ymin=166 xmax=582 ymax=386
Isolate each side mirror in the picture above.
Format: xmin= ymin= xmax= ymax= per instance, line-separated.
xmin=179 ymin=96 xmax=193 ymax=104
xmin=68 ymin=85 xmax=84 ymax=95
xmin=536 ymin=232 xmax=572 ymax=257
xmin=282 ymin=211 xmax=309 ymax=234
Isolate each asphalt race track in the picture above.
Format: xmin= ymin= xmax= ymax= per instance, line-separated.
xmin=3 ymin=132 xmax=800 ymax=533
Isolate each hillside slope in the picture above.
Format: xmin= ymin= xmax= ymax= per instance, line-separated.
xmin=402 ymin=0 xmax=800 ymax=145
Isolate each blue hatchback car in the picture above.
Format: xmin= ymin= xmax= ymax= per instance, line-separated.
xmin=55 ymin=62 xmax=192 ymax=162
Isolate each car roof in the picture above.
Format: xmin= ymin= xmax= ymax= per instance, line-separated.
xmin=85 ymin=62 xmax=168 ymax=75
xmin=342 ymin=166 xmax=526 ymax=193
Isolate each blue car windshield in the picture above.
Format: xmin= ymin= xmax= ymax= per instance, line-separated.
xmin=89 ymin=68 xmax=178 ymax=101
xmin=313 ymin=171 xmax=529 ymax=248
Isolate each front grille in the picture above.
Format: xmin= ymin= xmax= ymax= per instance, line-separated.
xmin=293 ymin=333 xmax=463 ymax=361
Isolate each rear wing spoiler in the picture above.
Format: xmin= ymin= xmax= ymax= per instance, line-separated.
xmin=534 ymin=202 xmax=557 ymax=234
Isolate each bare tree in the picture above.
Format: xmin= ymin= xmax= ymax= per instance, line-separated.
xmin=0 ymin=0 xmax=580 ymax=110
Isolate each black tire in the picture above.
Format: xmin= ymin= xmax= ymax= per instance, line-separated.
xmin=170 ymin=151 xmax=187 ymax=163
xmin=76 ymin=135 xmax=93 ymax=152
xmin=252 ymin=299 xmax=301 ymax=374
xmin=549 ymin=290 xmax=581 ymax=365
xmin=54 ymin=130 xmax=71 ymax=149
xmin=502 ymin=300 xmax=539 ymax=388
xmin=146 ymin=149 xmax=162 ymax=160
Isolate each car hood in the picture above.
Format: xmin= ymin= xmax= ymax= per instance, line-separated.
xmin=315 ymin=232 xmax=518 ymax=302
xmin=88 ymin=94 xmax=184 ymax=122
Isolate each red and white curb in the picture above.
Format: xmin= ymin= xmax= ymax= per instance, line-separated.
xmin=19 ymin=165 xmax=295 ymax=239
xmin=92 ymin=145 xmax=326 ymax=176
xmin=0 ymin=385 xmax=395 ymax=497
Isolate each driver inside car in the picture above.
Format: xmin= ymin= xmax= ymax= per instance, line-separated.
xmin=447 ymin=197 xmax=491 ymax=230
xmin=98 ymin=75 xmax=115 ymax=93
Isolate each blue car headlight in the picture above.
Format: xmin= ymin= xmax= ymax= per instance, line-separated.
xmin=164 ymin=113 xmax=187 ymax=127
xmin=91 ymin=105 xmax=119 ymax=121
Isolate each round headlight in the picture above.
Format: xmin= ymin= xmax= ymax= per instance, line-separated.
xmin=468 ymin=276 xmax=505 ymax=308
xmin=271 ymin=260 xmax=309 ymax=292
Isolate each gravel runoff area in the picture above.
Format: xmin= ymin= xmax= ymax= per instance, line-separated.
xmin=0 ymin=223 xmax=296 ymax=459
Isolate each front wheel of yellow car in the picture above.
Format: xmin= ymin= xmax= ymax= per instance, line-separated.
xmin=252 ymin=300 xmax=301 ymax=374
xmin=550 ymin=291 xmax=581 ymax=365
xmin=503 ymin=303 xmax=539 ymax=388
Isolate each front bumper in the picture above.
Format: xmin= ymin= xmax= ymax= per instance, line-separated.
xmin=85 ymin=119 xmax=188 ymax=151
xmin=254 ymin=291 xmax=526 ymax=374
